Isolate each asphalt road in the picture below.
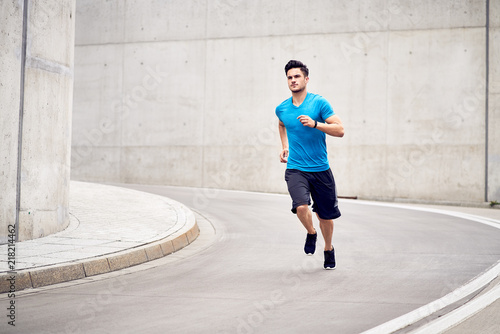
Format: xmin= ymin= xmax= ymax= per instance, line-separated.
xmin=4 ymin=185 xmax=500 ymax=334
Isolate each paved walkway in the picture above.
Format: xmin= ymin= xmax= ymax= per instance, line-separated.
xmin=0 ymin=181 xmax=199 ymax=292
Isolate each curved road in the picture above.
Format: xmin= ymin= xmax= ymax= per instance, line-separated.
xmin=5 ymin=185 xmax=500 ymax=333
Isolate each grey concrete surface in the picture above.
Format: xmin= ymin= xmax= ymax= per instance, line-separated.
xmin=71 ymin=1 xmax=500 ymax=205
xmin=1 ymin=184 xmax=498 ymax=333
xmin=489 ymin=0 xmax=500 ymax=203
xmin=0 ymin=1 xmax=23 ymax=244
xmin=0 ymin=0 xmax=76 ymax=242
xmin=0 ymin=181 xmax=199 ymax=293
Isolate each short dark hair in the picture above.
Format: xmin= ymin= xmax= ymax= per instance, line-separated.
xmin=285 ymin=60 xmax=309 ymax=77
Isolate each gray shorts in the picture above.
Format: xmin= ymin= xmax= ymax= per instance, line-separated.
xmin=284 ymin=168 xmax=341 ymax=220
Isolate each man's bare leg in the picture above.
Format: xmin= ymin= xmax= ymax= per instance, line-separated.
xmin=318 ymin=215 xmax=334 ymax=251
xmin=296 ymin=204 xmax=316 ymax=234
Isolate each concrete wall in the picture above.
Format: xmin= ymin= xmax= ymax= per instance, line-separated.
xmin=0 ymin=0 xmax=75 ymax=243
xmin=71 ymin=0 xmax=498 ymax=205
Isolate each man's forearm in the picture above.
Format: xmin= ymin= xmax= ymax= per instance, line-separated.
xmin=279 ymin=123 xmax=288 ymax=149
xmin=316 ymin=122 xmax=344 ymax=138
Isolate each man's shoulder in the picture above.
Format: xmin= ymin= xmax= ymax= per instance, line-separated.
xmin=309 ymin=93 xmax=333 ymax=110
xmin=308 ymin=92 xmax=328 ymax=103
xmin=276 ymin=97 xmax=292 ymax=111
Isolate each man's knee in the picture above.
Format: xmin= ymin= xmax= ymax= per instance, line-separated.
xmin=295 ymin=204 xmax=309 ymax=216
xmin=318 ymin=217 xmax=333 ymax=225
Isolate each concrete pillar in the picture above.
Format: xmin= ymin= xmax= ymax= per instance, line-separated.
xmin=0 ymin=0 xmax=75 ymax=243
xmin=488 ymin=0 xmax=500 ymax=202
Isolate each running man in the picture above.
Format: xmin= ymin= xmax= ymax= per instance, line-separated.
xmin=276 ymin=60 xmax=344 ymax=269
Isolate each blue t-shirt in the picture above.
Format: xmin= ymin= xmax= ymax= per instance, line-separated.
xmin=275 ymin=92 xmax=334 ymax=172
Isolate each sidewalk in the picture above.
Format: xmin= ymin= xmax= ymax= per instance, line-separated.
xmin=0 ymin=181 xmax=199 ymax=293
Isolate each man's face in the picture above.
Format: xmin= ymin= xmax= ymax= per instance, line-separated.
xmin=287 ymin=68 xmax=308 ymax=93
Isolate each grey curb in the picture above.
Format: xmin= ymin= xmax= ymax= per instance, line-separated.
xmin=0 ymin=218 xmax=199 ymax=293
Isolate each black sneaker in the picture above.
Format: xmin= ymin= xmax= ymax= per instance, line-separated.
xmin=324 ymin=247 xmax=336 ymax=270
xmin=304 ymin=232 xmax=317 ymax=255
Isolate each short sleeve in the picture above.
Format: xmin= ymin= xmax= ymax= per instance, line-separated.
xmin=319 ymin=97 xmax=334 ymax=121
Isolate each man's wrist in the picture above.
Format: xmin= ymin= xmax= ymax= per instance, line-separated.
xmin=313 ymin=120 xmax=317 ymax=128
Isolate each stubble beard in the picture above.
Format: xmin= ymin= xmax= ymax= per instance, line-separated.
xmin=291 ymin=86 xmax=305 ymax=93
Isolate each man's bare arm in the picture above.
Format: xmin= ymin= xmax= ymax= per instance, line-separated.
xmin=317 ymin=115 xmax=344 ymax=137
xmin=297 ymin=114 xmax=344 ymax=138
xmin=278 ymin=121 xmax=289 ymax=162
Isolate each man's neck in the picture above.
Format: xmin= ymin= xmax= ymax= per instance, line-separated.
xmin=292 ymin=90 xmax=308 ymax=106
